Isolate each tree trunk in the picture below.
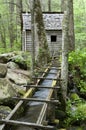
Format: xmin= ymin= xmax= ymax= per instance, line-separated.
xmin=68 ymin=0 xmax=75 ymax=51
xmin=61 ymin=0 xmax=75 ymax=51
xmin=9 ymin=0 xmax=14 ymax=49
xmin=40 ymin=0 xmax=46 ymax=11
xmin=30 ymin=0 xmax=35 ymax=75
xmin=61 ymin=10 xmax=69 ymax=109
xmin=61 ymin=0 xmax=65 ymax=12
xmin=48 ymin=0 xmax=51 ymax=12
xmin=34 ymin=0 xmax=50 ymax=65
xmin=16 ymin=0 xmax=23 ymax=49
xmin=0 ymin=15 xmax=6 ymax=48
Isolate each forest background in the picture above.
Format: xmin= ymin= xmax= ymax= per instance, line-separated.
xmin=0 ymin=0 xmax=86 ymax=51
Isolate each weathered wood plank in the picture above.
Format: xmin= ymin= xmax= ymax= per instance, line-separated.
xmin=12 ymin=97 xmax=59 ymax=104
xmin=32 ymin=77 xmax=62 ymax=80
xmin=0 ymin=119 xmax=55 ymax=129
xmin=23 ymin=85 xmax=60 ymax=89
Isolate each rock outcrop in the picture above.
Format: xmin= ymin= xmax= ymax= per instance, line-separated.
xmin=0 ymin=51 xmax=32 ymax=119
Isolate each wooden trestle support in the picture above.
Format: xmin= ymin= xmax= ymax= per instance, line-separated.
xmin=0 ymin=65 xmax=61 ymax=130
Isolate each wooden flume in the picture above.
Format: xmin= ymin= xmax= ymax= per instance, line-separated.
xmin=0 ymin=65 xmax=60 ymax=130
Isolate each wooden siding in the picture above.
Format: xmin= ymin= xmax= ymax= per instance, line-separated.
xmin=25 ymin=30 xmax=62 ymax=57
xmin=26 ymin=31 xmax=32 ymax=52
xmin=46 ymin=31 xmax=62 ymax=57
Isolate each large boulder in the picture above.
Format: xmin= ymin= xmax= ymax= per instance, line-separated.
xmin=11 ymin=52 xmax=31 ymax=70
xmin=0 ymin=78 xmax=17 ymax=99
xmin=7 ymin=61 xmax=19 ymax=69
xmin=0 ymin=52 xmax=15 ymax=63
xmin=7 ymin=69 xmax=31 ymax=85
xmin=0 ymin=51 xmax=31 ymax=70
xmin=0 ymin=63 xmax=7 ymax=78
xmin=11 ymin=55 xmax=27 ymax=69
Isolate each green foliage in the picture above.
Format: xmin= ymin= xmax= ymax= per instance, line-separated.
xmin=70 ymin=93 xmax=80 ymax=102
xmin=78 ymin=80 xmax=86 ymax=93
xmin=69 ymin=48 xmax=86 ymax=69
xmin=65 ymin=99 xmax=86 ymax=127
xmin=0 ymin=41 xmax=21 ymax=54
xmin=51 ymin=0 xmax=61 ymax=11
xmin=68 ymin=48 xmax=86 ymax=93
xmin=74 ymin=0 xmax=86 ymax=49
xmin=67 ymin=48 xmax=86 ymax=126
xmin=69 ymin=49 xmax=86 ymax=76
xmin=0 ymin=0 xmax=21 ymax=52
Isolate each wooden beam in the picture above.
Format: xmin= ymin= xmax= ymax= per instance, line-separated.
xmin=38 ymin=72 xmax=57 ymax=74
xmin=50 ymin=67 xmax=61 ymax=70
xmin=32 ymin=77 xmax=62 ymax=80
xmin=12 ymin=97 xmax=59 ymax=104
xmin=43 ymin=67 xmax=61 ymax=70
xmin=23 ymin=85 xmax=60 ymax=89
xmin=0 ymin=119 xmax=55 ymax=129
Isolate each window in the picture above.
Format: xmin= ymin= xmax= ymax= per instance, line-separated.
xmin=51 ymin=35 xmax=57 ymax=42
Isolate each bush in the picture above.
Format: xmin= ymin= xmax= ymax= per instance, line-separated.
xmin=68 ymin=48 xmax=86 ymax=93
xmin=65 ymin=99 xmax=86 ymax=127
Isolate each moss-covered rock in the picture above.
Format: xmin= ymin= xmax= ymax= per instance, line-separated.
xmin=11 ymin=52 xmax=31 ymax=70
xmin=7 ymin=61 xmax=19 ymax=69
xmin=7 ymin=69 xmax=31 ymax=85
xmin=0 ymin=105 xmax=12 ymax=119
xmin=0 ymin=78 xmax=17 ymax=99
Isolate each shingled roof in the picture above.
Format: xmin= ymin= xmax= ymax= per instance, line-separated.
xmin=22 ymin=12 xmax=64 ymax=30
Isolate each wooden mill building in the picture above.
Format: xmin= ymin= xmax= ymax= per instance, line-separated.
xmin=22 ymin=12 xmax=64 ymax=58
